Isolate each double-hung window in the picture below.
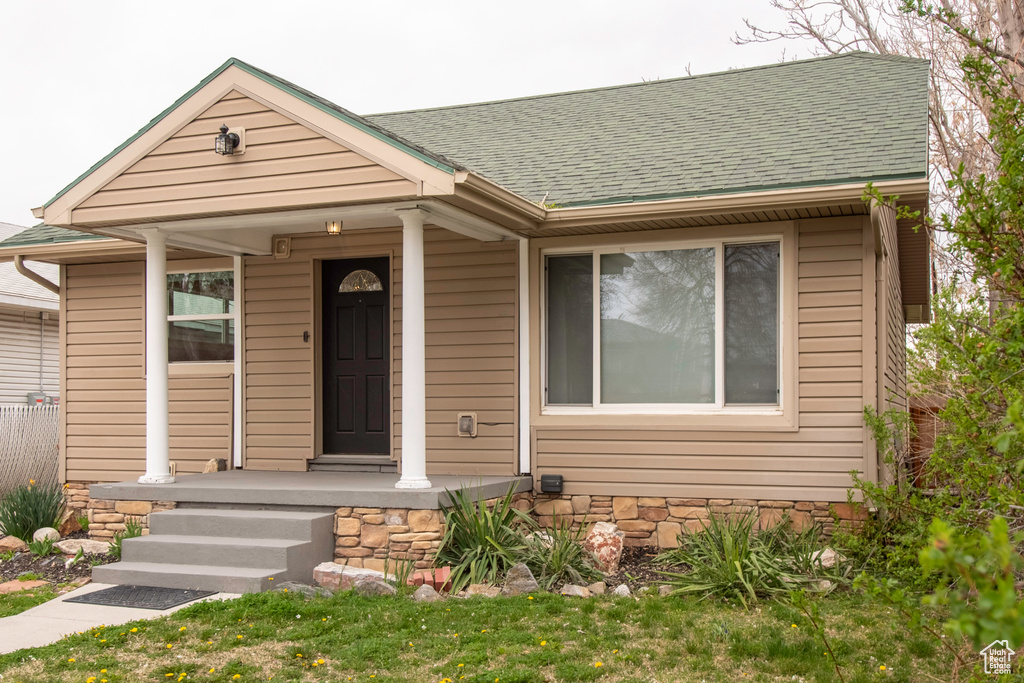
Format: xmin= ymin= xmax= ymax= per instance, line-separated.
xmin=166 ymin=270 xmax=235 ymax=362
xmin=545 ymin=238 xmax=781 ymax=411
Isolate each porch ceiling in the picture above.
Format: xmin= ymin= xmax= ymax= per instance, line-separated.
xmin=89 ymin=470 xmax=532 ymax=510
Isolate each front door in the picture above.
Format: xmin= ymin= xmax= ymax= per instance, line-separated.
xmin=322 ymin=257 xmax=390 ymax=454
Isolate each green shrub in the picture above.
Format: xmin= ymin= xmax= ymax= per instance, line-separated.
xmin=519 ymin=517 xmax=602 ymax=590
xmin=0 ymin=481 xmax=66 ymax=543
xmin=657 ymin=512 xmax=838 ymax=608
xmin=109 ymin=516 xmax=144 ymax=561
xmin=435 ymin=484 xmax=534 ymax=593
xmin=27 ymin=536 xmax=58 ymax=558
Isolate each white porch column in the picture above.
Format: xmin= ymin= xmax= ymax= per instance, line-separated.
xmin=139 ymin=230 xmax=174 ymax=484
xmin=396 ymin=210 xmax=431 ymax=489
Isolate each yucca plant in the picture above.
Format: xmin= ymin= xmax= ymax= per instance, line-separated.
xmin=435 ymin=484 xmax=535 ymax=593
xmin=657 ymin=512 xmax=807 ymax=608
xmin=0 ymin=481 xmax=66 ymax=543
xmin=519 ymin=517 xmax=602 ymax=590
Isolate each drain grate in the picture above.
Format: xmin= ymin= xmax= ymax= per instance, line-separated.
xmin=65 ymin=585 xmax=217 ymax=610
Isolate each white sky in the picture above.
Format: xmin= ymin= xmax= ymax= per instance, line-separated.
xmin=0 ymin=0 xmax=813 ymax=228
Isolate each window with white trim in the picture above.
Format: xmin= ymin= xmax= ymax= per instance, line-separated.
xmin=544 ymin=238 xmax=781 ymax=411
xmin=167 ymin=270 xmax=235 ymax=362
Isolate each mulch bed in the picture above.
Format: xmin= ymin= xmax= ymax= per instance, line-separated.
xmin=601 ymin=545 xmax=680 ymax=590
xmin=0 ymin=532 xmax=116 ymax=587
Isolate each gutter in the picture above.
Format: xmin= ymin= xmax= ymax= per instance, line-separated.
xmin=14 ymin=256 xmax=60 ymax=295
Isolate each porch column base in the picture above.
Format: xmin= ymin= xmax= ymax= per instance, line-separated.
xmin=137 ymin=473 xmax=175 ymax=485
xmin=394 ymin=477 xmax=432 ymax=490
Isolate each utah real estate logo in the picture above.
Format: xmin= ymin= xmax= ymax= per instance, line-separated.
xmin=980 ymin=640 xmax=1015 ymax=675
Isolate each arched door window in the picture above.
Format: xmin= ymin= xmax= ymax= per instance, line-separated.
xmin=339 ymin=269 xmax=383 ymax=293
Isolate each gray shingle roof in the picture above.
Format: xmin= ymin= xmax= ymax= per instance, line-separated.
xmin=0 ymin=224 xmax=107 ymax=248
xmin=367 ymin=52 xmax=929 ymax=207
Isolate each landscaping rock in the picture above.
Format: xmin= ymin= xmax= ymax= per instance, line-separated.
xmin=466 ymin=584 xmax=501 ymax=598
xmin=32 ymin=528 xmax=60 ymax=543
xmin=560 ymin=584 xmax=591 ymax=598
xmin=353 ymin=578 xmax=397 ymax=596
xmin=0 ymin=579 xmax=48 ymax=594
xmin=413 ymin=584 xmax=441 ymax=602
xmin=0 ymin=536 xmax=28 ymax=553
xmin=658 ymin=585 xmax=673 ymax=597
xmin=501 ymin=563 xmax=539 ymax=596
xmin=54 ymin=539 xmax=111 ymax=555
xmin=612 ymin=584 xmax=631 ymax=597
xmin=58 ymin=509 xmax=82 ymax=537
xmin=313 ymin=562 xmax=392 ymax=592
xmin=202 ymin=458 xmax=227 ymax=473
xmin=811 ymin=548 xmax=844 ymax=568
xmin=274 ymin=581 xmax=332 ymax=598
xmin=583 ymin=522 xmax=625 ymax=573
xmin=587 ymin=581 xmax=607 ymax=595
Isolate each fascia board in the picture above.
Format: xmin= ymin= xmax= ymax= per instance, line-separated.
xmin=539 ymin=178 xmax=930 ymax=230
xmin=0 ymin=240 xmax=142 ymax=264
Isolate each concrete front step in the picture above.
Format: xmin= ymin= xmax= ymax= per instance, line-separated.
xmin=93 ymin=507 xmax=335 ymax=593
xmin=120 ymin=535 xmax=312 ymax=570
xmin=92 ymin=561 xmax=286 ymax=594
xmin=149 ymin=508 xmax=333 ymax=540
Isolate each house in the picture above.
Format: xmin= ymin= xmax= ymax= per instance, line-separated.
xmin=0 ymin=222 xmax=60 ymax=405
xmin=0 ymin=53 xmax=929 ymax=591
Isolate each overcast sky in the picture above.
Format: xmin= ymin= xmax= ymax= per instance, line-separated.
xmin=0 ymin=0 xmax=813 ymax=228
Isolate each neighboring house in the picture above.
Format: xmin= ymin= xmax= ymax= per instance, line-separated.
xmin=0 ymin=53 xmax=929 ymax=589
xmin=0 ymin=222 xmax=60 ymax=404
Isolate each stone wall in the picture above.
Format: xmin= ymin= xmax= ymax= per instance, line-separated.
xmin=65 ymin=482 xmax=176 ymax=539
xmin=531 ymin=494 xmax=868 ymax=547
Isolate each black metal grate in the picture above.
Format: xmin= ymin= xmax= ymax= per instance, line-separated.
xmin=65 ymin=585 xmax=216 ymax=610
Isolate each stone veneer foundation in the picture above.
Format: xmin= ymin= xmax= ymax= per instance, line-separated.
xmin=66 ymin=482 xmax=866 ymax=566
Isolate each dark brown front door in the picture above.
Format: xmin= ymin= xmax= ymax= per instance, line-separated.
xmin=322 ymin=257 xmax=389 ymax=454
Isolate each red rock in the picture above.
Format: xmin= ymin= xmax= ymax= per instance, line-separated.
xmin=407 ymin=566 xmax=453 ymax=592
xmin=583 ymin=521 xmax=625 ymax=573
xmin=0 ymin=579 xmax=48 ymax=594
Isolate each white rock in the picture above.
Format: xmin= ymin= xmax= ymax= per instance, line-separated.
xmin=811 ymin=548 xmax=844 ymax=569
xmin=32 ymin=527 xmax=60 ymax=543
xmin=583 ymin=522 xmax=625 ymax=573
xmin=313 ymin=562 xmax=393 ymax=592
xmin=413 ymin=584 xmax=441 ymax=602
xmin=612 ymin=584 xmax=631 ymax=597
xmin=54 ymin=539 xmax=111 ymax=555
xmin=560 ymin=584 xmax=591 ymax=598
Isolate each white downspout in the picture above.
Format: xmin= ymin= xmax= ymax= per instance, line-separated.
xmin=518 ymin=238 xmax=531 ymax=475
xmin=395 ymin=209 xmax=431 ymax=489
xmin=139 ymin=229 xmax=174 ymax=484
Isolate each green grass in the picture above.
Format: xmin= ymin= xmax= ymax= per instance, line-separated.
xmin=0 ymin=590 xmax=969 ymax=682
xmin=0 ymin=584 xmax=58 ymax=618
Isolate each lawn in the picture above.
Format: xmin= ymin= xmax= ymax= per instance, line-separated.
xmin=0 ymin=584 xmax=58 ymax=618
xmin=0 ymin=589 xmax=963 ymax=682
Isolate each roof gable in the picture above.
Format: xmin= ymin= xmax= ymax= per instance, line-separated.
xmin=42 ymin=59 xmax=458 ymax=227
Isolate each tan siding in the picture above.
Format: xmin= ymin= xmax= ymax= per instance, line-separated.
xmin=74 ymin=92 xmax=417 ymax=225
xmin=0 ymin=310 xmax=59 ymax=404
xmin=241 ymin=227 xmax=517 ymax=475
xmin=880 ymin=207 xmax=908 ymax=413
xmin=63 ymin=262 xmax=233 ymax=482
xmin=534 ymin=217 xmax=869 ymax=502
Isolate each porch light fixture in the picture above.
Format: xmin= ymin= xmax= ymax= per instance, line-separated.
xmin=214 ymin=124 xmax=240 ymax=155
xmin=325 ymin=220 xmax=343 ymax=235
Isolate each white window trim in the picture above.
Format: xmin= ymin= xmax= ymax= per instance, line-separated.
xmin=166 ymin=265 xmax=237 ymax=365
xmin=541 ymin=234 xmax=785 ymax=416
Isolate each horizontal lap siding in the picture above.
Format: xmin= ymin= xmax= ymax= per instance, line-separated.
xmin=534 ymin=217 xmax=869 ymax=502
xmin=243 ymin=227 xmax=517 ymax=476
xmin=64 ymin=262 xmax=233 ymax=481
xmin=75 ymin=91 xmax=417 ymax=225
xmin=880 ymin=207 xmax=907 ymax=414
xmin=0 ymin=311 xmax=58 ymax=404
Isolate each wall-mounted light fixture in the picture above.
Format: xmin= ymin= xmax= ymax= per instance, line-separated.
xmin=325 ymin=220 xmax=343 ymax=236
xmin=214 ymin=124 xmax=242 ymax=155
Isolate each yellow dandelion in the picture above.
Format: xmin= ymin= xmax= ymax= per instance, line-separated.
xmin=207 ymin=640 xmax=213 ymax=645
xmin=283 ymin=588 xmax=288 ymax=593
xmin=166 ymin=644 xmax=173 ymax=649
xmin=130 ymin=628 xmax=138 ymax=633
xmin=268 ymin=577 xmax=274 ymax=581
xmin=87 ymin=678 xmax=96 ymax=683
xmin=540 ymin=641 xmax=547 ymax=646
xmin=528 ymin=596 xmax=534 ymax=600
xmin=237 ymin=635 xmax=243 ymax=640
xmin=880 ymin=665 xmax=886 ymax=671
xmin=68 ymin=658 xmax=76 ymax=663
xmin=166 ymin=675 xmax=174 ymax=678
xmin=312 ymin=662 xmax=319 ymax=667
xmin=179 ymin=626 xmax=186 ymax=632
xmin=317 ymin=659 xmax=324 ymax=665
xmin=595 ymin=662 xmax=603 ymax=667
xmin=296 ymin=654 xmax=303 ymax=658
xmin=101 ymin=670 xmax=107 ymax=674
xmin=482 ymin=629 xmax=487 ymax=633
xmin=791 ymin=624 xmax=797 ymax=628
xmin=322 ymin=617 xmax=327 ymax=621
xmin=409 ymin=642 xmax=414 ymax=647
xmin=209 ymin=669 xmax=215 ymax=673
xmin=613 ymin=649 xmax=618 ymax=653
xmin=458 ymin=663 xmax=464 ymax=667
xmin=100 ymin=639 xmax=106 ymax=643
xmin=233 ymin=676 xmax=241 ymax=680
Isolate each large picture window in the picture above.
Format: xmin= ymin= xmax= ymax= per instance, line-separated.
xmin=545 ymin=239 xmax=780 ymax=411
xmin=167 ymin=270 xmax=235 ymax=362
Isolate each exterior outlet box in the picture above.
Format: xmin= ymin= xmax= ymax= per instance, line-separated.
xmin=26 ymin=392 xmax=47 ymax=406
xmin=457 ymin=412 xmax=477 ymax=437
xmin=540 ymin=474 xmax=563 ymax=493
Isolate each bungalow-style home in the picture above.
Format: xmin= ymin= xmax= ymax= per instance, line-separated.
xmin=0 ymin=52 xmax=930 ymax=592
xmin=0 ymin=222 xmax=59 ymax=405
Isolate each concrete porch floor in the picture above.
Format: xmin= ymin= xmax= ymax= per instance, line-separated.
xmin=89 ymin=470 xmax=533 ymax=510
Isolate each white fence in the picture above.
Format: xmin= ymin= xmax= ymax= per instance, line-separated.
xmin=0 ymin=405 xmax=59 ymax=497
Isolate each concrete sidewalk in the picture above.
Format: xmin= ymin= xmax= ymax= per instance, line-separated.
xmin=0 ymin=582 xmax=240 ymax=654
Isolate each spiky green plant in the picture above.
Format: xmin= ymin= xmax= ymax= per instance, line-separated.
xmin=0 ymin=481 xmax=66 ymax=543
xmin=518 ymin=517 xmax=602 ymax=590
xmin=435 ymin=484 xmax=534 ymax=593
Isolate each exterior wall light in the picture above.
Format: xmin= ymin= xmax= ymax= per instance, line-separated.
xmin=325 ymin=221 xmax=343 ymax=235
xmin=215 ymin=124 xmax=241 ymax=155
